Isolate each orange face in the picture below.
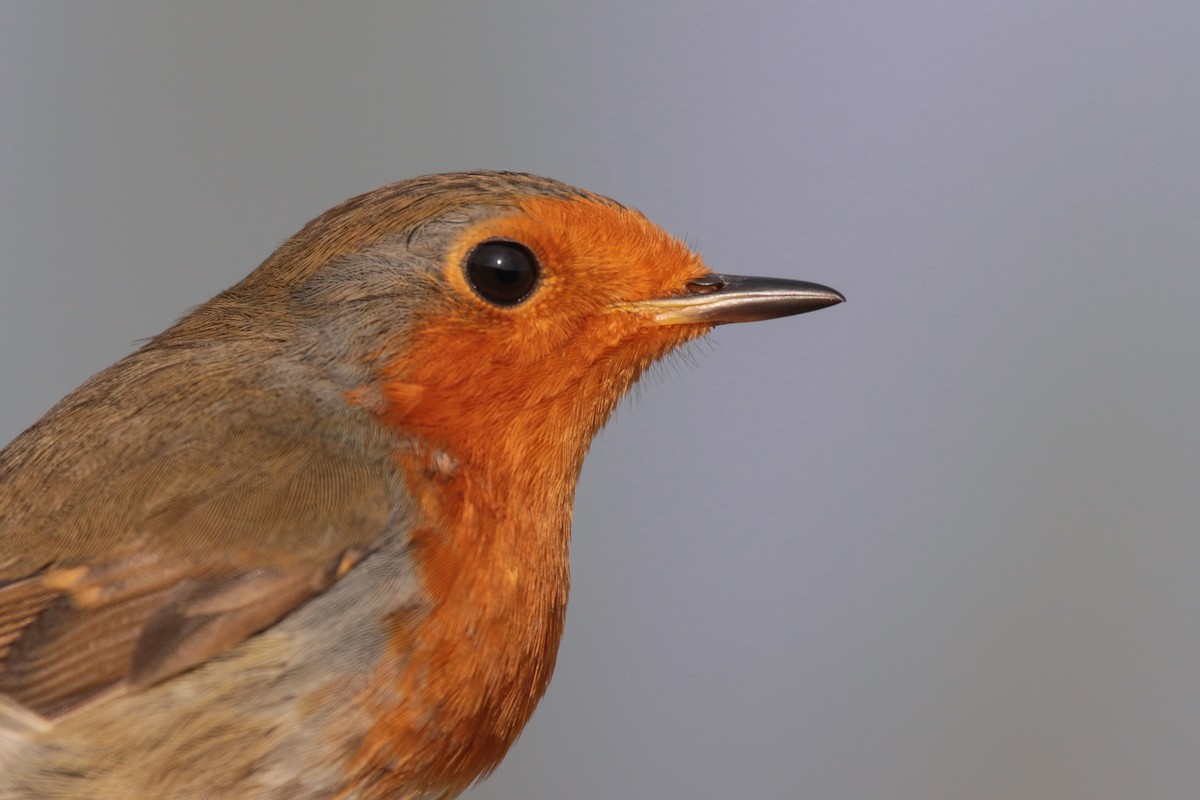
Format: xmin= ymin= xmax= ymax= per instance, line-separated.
xmin=342 ymin=193 xmax=716 ymax=796
xmin=378 ymin=194 xmax=714 ymax=476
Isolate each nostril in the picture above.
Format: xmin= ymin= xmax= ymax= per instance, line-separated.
xmin=685 ymin=274 xmax=725 ymax=294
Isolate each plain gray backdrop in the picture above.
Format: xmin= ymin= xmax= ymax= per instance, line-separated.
xmin=3 ymin=3 xmax=1198 ymax=799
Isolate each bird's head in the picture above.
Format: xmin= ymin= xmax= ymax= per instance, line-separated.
xmin=169 ymin=171 xmax=842 ymax=488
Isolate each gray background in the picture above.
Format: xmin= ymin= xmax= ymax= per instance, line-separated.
xmin=2 ymin=3 xmax=1198 ymax=799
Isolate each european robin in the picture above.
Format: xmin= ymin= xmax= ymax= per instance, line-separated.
xmin=0 ymin=171 xmax=842 ymax=799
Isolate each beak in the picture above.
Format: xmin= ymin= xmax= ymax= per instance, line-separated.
xmin=625 ymin=274 xmax=845 ymax=325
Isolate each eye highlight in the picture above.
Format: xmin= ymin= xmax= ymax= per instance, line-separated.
xmin=464 ymin=240 xmax=540 ymax=307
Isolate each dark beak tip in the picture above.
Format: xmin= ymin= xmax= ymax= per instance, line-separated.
xmin=632 ymin=274 xmax=843 ymax=326
xmin=709 ymin=274 xmax=846 ymax=323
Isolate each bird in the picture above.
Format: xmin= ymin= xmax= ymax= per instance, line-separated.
xmin=0 ymin=171 xmax=843 ymax=799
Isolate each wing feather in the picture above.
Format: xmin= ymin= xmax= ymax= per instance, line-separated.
xmin=0 ymin=357 xmax=403 ymax=719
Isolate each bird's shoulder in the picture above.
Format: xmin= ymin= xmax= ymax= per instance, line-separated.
xmin=0 ymin=339 xmax=417 ymax=718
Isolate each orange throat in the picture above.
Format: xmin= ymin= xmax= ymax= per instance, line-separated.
xmin=348 ymin=329 xmax=700 ymax=795
xmin=346 ymin=433 xmax=574 ymax=796
xmin=347 ymin=367 xmax=597 ymax=797
xmin=343 ymin=193 xmax=713 ymax=794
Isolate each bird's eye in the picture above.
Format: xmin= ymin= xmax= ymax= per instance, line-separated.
xmin=464 ymin=240 xmax=540 ymax=307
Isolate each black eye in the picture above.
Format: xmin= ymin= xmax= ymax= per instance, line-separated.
xmin=464 ymin=240 xmax=540 ymax=307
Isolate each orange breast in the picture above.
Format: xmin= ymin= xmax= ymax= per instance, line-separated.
xmin=338 ymin=193 xmax=710 ymax=795
xmin=341 ymin=436 xmax=572 ymax=797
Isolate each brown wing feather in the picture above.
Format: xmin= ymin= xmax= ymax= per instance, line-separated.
xmin=0 ymin=347 xmax=403 ymax=719
xmin=1 ymin=588 xmax=165 ymax=715
xmin=0 ymin=579 xmax=59 ymax=666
